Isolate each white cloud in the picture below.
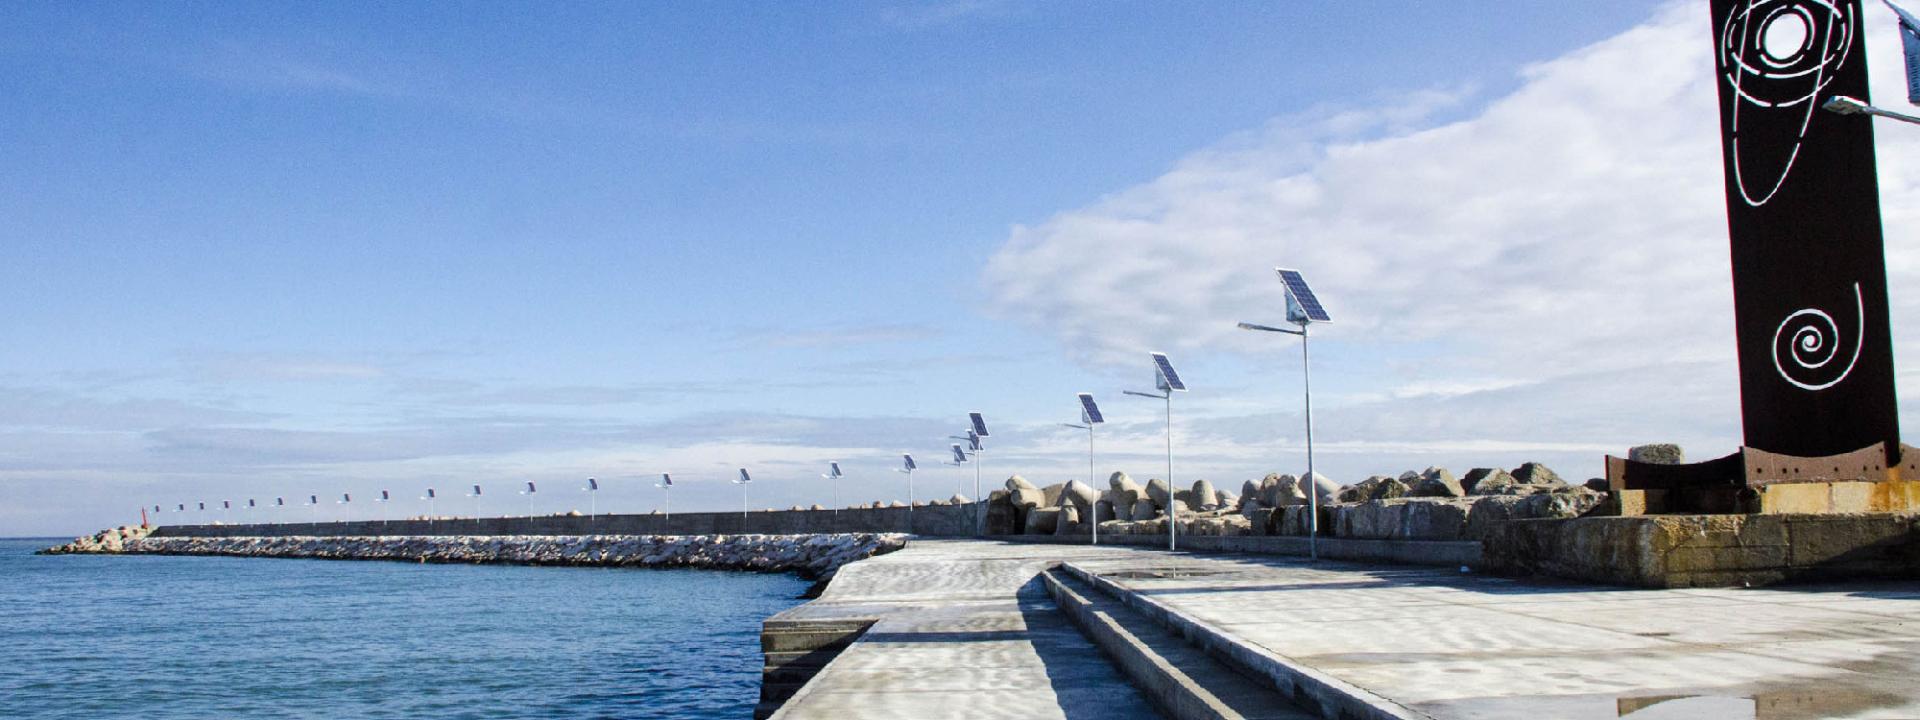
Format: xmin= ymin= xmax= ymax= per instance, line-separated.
xmin=983 ymin=2 xmax=1920 ymax=472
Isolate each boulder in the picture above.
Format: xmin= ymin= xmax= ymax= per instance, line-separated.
xmin=1007 ymin=475 xmax=1038 ymax=491
xmin=1039 ymin=483 xmax=1067 ymax=507
xmin=1583 ymin=478 xmax=1610 ymax=493
xmin=1263 ymin=474 xmax=1309 ymax=507
xmin=809 ymin=504 xmax=825 ymax=511
xmin=1215 ymin=490 xmax=1235 ymax=508
xmin=1094 ymin=499 xmax=1116 ymax=524
xmin=1024 ymin=507 xmax=1061 ymax=534
xmin=1174 ymin=489 xmax=1200 ymax=513
xmin=949 ymin=494 xmax=971 ymax=504
xmin=1401 ymin=498 xmax=1471 ymax=540
xmin=1521 ymin=487 xmax=1607 ymax=519
xmin=1465 ymin=468 xmax=1519 ymax=496
xmin=1059 ymin=479 xmax=1100 ymax=514
xmin=1146 ymin=479 xmax=1172 ymax=510
xmin=1337 ymin=475 xmax=1409 ymax=503
xmin=1191 ymin=480 xmax=1219 ymax=510
xmin=1464 ymin=495 xmax=1528 ymax=539
xmin=1131 ymin=498 xmax=1159 ymax=520
xmin=1628 ymin=444 xmax=1685 ymax=465
xmin=1511 ymin=462 xmax=1566 ymax=489
xmin=1109 ymin=472 xmax=1144 ymax=509
xmin=1408 ymin=467 xmax=1464 ymax=498
xmin=889 ymin=501 xmax=907 ymax=508
xmin=1303 ymin=472 xmax=1339 ymax=502
xmin=1055 ymin=504 xmax=1083 ymax=535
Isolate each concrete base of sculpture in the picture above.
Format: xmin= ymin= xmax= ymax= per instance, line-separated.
xmin=1483 ymin=511 xmax=1920 ymax=588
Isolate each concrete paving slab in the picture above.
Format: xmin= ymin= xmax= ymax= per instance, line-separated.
xmin=768 ymin=540 xmax=1172 ymax=720
xmin=1068 ymin=552 xmax=1920 ymax=719
xmin=769 ymin=539 xmax=1920 ymax=720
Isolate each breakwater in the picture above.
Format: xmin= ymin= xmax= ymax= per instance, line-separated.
xmin=150 ymin=501 xmax=978 ymax=539
xmin=42 ymin=526 xmax=907 ymax=580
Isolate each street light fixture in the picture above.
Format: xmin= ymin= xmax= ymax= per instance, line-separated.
xmin=1060 ymin=392 xmax=1106 ymax=545
xmin=1124 ymin=351 xmax=1187 ymax=551
xmin=1239 ymin=266 xmax=1333 ymax=560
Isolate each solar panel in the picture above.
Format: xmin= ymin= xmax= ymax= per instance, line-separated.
xmin=309 ymin=495 xmax=318 ymax=505
xmin=1276 ymin=268 xmax=1332 ymax=323
xmin=1151 ymin=352 xmax=1187 ymax=392
xmin=380 ymin=490 xmax=390 ymax=501
xmin=525 ymin=482 xmax=536 ymax=493
xmin=661 ymin=473 xmax=673 ymax=486
xmin=424 ymin=489 xmax=434 ymax=499
xmin=222 ymin=501 xmax=230 ymax=509
xmin=587 ymin=478 xmax=599 ymax=491
xmin=342 ymin=493 xmax=351 ymax=503
xmin=951 ymin=444 xmax=968 ymax=463
xmin=198 ymin=502 xmax=205 ymax=510
xmin=969 ymin=412 xmax=990 ymax=438
xmin=471 ymin=485 xmax=481 ymax=496
xmin=829 ymin=461 xmax=843 ymax=478
xmin=1077 ymin=393 xmax=1105 ymax=424
xmin=902 ymin=454 xmax=916 ymax=471
xmin=277 ymin=497 xmax=285 ymax=506
xmin=737 ymin=468 xmax=752 ymax=483
xmin=965 ymin=429 xmax=982 ymax=452
xmin=248 ymin=499 xmax=256 ymax=507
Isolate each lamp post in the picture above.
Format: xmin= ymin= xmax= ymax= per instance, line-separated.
xmin=656 ymin=473 xmax=674 ymax=531
xmin=1125 ymin=352 xmax=1187 ymax=551
xmin=822 ymin=462 xmax=844 ymax=520
xmin=1061 ymin=392 xmax=1106 ymax=545
xmin=895 ymin=454 xmax=917 ymax=533
xmin=1239 ymin=267 xmax=1333 ymax=560
xmin=733 ymin=469 xmax=752 ymax=531
xmin=582 ymin=478 xmax=599 ymax=527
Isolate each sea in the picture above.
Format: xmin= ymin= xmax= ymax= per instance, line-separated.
xmin=0 ymin=537 xmax=811 ymax=719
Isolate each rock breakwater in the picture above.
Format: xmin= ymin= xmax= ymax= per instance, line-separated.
xmin=41 ymin=531 xmax=907 ymax=580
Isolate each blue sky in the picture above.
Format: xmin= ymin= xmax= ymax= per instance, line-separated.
xmin=17 ymin=0 xmax=1920 ymax=536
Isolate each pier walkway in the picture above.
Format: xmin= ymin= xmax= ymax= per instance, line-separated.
xmin=768 ymin=539 xmax=1920 ymax=720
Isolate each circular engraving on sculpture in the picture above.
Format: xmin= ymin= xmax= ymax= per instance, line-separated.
xmin=1771 ymin=282 xmax=1864 ymax=391
xmin=1718 ymin=0 xmax=1855 ymax=206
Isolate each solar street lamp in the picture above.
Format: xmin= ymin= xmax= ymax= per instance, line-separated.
xmin=305 ymin=495 xmax=319 ymax=522
xmin=655 ymin=473 xmax=674 ymax=530
xmin=822 ymin=462 xmax=844 ymax=518
xmin=895 ymin=454 xmax=917 ymax=532
xmin=221 ymin=500 xmax=231 ymax=525
xmin=338 ymin=493 xmax=352 ymax=523
xmin=246 ymin=498 xmax=257 ymax=524
xmin=1060 ymin=393 xmax=1106 ymax=545
xmin=519 ymin=481 xmax=538 ymax=518
xmin=421 ymin=489 xmax=436 ymax=527
xmin=377 ymin=490 xmax=391 ymax=525
xmin=733 ymin=469 xmax=753 ymax=530
xmin=1239 ymin=267 xmax=1333 ymax=560
xmin=582 ymin=478 xmax=599 ymax=526
xmin=954 ymin=414 xmax=989 ymax=534
xmin=1125 ymin=352 xmax=1187 ymax=551
xmin=467 ymin=485 xmax=483 ymax=520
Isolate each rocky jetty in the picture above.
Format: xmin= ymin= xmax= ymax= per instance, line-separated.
xmin=41 ymin=532 xmax=907 ymax=580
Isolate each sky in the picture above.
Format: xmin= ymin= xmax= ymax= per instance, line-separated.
xmin=9 ymin=0 xmax=1920 ymax=537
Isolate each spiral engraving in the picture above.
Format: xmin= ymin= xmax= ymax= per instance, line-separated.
xmin=1771 ymin=282 xmax=1864 ymax=391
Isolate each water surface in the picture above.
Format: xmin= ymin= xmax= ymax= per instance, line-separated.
xmin=0 ymin=537 xmax=808 ymax=719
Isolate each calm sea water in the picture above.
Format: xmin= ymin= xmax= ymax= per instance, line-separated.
xmin=0 ymin=537 xmax=810 ymax=719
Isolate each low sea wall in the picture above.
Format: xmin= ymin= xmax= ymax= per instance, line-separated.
xmin=151 ymin=502 xmax=979 ymax=539
xmin=43 ymin=527 xmax=908 ymax=579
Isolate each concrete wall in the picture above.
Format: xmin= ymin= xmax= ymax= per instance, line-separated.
xmin=1484 ymin=511 xmax=1920 ymax=587
xmin=152 ymin=503 xmax=982 ymax=539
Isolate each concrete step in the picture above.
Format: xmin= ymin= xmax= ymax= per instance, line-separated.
xmin=1057 ymin=563 xmax=1429 ymax=720
xmin=1042 ymin=568 xmax=1317 ymax=720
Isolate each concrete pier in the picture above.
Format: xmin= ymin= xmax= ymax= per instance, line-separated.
xmin=768 ymin=539 xmax=1920 ymax=719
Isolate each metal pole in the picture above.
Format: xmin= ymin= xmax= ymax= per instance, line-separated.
xmin=906 ymin=468 xmax=914 ymax=534
xmin=1167 ymin=393 xmax=1177 ymax=552
xmin=1303 ymin=326 xmax=1318 ymax=561
xmin=974 ymin=448 xmax=983 ymax=536
xmin=1089 ymin=423 xmax=1098 ymax=546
